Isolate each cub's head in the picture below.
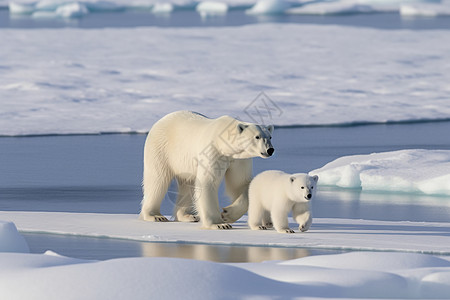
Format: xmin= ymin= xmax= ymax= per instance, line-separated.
xmin=288 ymin=174 xmax=319 ymax=202
xmin=235 ymin=123 xmax=274 ymax=159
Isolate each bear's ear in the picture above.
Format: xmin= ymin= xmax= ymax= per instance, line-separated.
xmin=266 ymin=125 xmax=274 ymax=134
xmin=237 ymin=123 xmax=248 ymax=134
xmin=290 ymin=177 xmax=295 ymax=183
xmin=312 ymin=175 xmax=319 ymax=182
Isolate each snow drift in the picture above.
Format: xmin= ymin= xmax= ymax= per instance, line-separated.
xmin=311 ymin=149 xmax=450 ymax=195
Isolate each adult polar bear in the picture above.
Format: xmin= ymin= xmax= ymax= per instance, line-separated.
xmin=140 ymin=111 xmax=275 ymax=229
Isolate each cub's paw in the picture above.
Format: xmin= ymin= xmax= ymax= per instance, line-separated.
xmin=215 ymin=223 xmax=232 ymax=230
xmin=178 ymin=214 xmax=200 ymax=222
xmin=299 ymin=224 xmax=309 ymax=232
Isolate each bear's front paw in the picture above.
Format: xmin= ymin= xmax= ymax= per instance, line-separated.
xmin=215 ymin=223 xmax=232 ymax=230
xmin=258 ymin=225 xmax=267 ymax=230
xmin=277 ymin=228 xmax=295 ymax=234
xmin=155 ymin=215 xmax=169 ymax=222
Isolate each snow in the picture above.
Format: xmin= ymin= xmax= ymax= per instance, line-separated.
xmin=311 ymin=149 xmax=450 ymax=196
xmin=2 ymin=211 xmax=450 ymax=254
xmin=0 ymin=221 xmax=30 ymax=253
xmin=1 ymin=251 xmax=450 ymax=300
xmin=1 ymin=213 xmax=450 ymax=299
xmin=1 ymin=24 xmax=450 ymax=136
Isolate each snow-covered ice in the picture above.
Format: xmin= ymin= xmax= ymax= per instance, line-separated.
xmin=0 ymin=221 xmax=29 ymax=253
xmin=0 ymin=251 xmax=450 ymax=299
xmin=5 ymin=0 xmax=450 ymax=16
xmin=2 ymin=211 xmax=450 ymax=254
xmin=1 ymin=24 xmax=450 ymax=136
xmin=1 ymin=214 xmax=450 ymax=299
xmin=311 ymin=149 xmax=450 ymax=196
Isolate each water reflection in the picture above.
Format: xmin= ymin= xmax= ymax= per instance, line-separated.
xmin=23 ymin=233 xmax=334 ymax=262
xmin=140 ymin=242 xmax=311 ymax=263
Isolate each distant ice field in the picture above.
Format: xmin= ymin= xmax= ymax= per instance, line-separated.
xmin=1 ymin=23 xmax=450 ymax=136
xmin=2 ymin=8 xmax=450 ymax=29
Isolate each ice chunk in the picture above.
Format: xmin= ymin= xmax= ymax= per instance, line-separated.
xmin=9 ymin=2 xmax=36 ymax=14
xmin=311 ymin=149 xmax=450 ymax=195
xmin=196 ymin=1 xmax=228 ymax=17
xmin=56 ymin=2 xmax=89 ymax=18
xmin=152 ymin=2 xmax=174 ymax=14
xmin=246 ymin=0 xmax=290 ymax=15
xmin=287 ymin=3 xmax=376 ymax=15
xmin=400 ymin=2 xmax=450 ymax=17
xmin=0 ymin=221 xmax=29 ymax=253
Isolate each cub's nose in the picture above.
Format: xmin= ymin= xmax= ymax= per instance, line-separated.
xmin=267 ymin=148 xmax=274 ymax=156
xmin=307 ymin=194 xmax=312 ymax=199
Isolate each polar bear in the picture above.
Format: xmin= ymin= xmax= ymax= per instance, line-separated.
xmin=140 ymin=111 xmax=274 ymax=229
xmin=248 ymin=171 xmax=318 ymax=233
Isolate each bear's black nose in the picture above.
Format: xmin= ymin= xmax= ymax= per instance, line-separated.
xmin=267 ymin=148 xmax=274 ymax=156
xmin=307 ymin=194 xmax=312 ymax=199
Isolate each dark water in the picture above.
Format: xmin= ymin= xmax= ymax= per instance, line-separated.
xmin=1 ymin=122 xmax=450 ymax=221
xmin=22 ymin=232 xmax=346 ymax=261
xmin=1 ymin=9 xmax=450 ymax=30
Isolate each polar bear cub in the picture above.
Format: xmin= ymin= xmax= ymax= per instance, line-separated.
xmin=248 ymin=171 xmax=318 ymax=233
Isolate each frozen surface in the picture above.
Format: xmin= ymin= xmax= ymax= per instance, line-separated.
xmin=2 ymin=211 xmax=450 ymax=254
xmin=0 ymin=251 xmax=449 ymax=300
xmin=311 ymin=149 xmax=450 ymax=195
xmin=1 ymin=214 xmax=450 ymax=299
xmin=1 ymin=24 xmax=450 ymax=136
xmin=0 ymin=221 xmax=30 ymax=253
xmin=5 ymin=0 xmax=450 ymax=16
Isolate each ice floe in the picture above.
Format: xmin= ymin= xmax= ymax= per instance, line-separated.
xmin=1 ymin=24 xmax=450 ymax=136
xmin=311 ymin=149 xmax=450 ymax=196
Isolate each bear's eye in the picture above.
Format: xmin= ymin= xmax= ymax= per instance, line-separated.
xmin=255 ymin=136 xmax=260 ymax=139
xmin=301 ymin=187 xmax=304 ymax=189
xmin=311 ymin=187 xmax=314 ymax=189
xmin=269 ymin=136 xmax=272 ymax=140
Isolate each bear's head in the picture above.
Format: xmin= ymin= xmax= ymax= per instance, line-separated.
xmin=233 ymin=123 xmax=274 ymax=159
xmin=288 ymin=174 xmax=319 ymax=202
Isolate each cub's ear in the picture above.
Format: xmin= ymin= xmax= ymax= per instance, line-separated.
xmin=237 ymin=123 xmax=248 ymax=134
xmin=290 ymin=177 xmax=295 ymax=183
xmin=266 ymin=125 xmax=274 ymax=134
xmin=312 ymin=175 xmax=319 ymax=182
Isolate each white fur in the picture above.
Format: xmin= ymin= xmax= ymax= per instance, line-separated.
xmin=140 ymin=111 xmax=274 ymax=229
xmin=248 ymin=171 xmax=318 ymax=233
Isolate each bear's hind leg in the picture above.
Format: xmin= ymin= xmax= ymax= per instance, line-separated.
xmin=174 ymin=179 xmax=199 ymax=222
xmin=140 ymin=168 xmax=171 ymax=222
